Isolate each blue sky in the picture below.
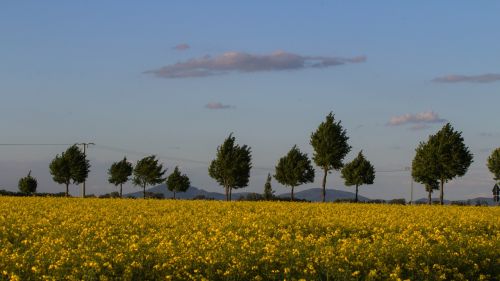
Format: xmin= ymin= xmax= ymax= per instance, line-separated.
xmin=1 ymin=1 xmax=499 ymax=200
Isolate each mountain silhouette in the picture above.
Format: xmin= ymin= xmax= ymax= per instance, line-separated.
xmin=125 ymin=185 xmax=368 ymax=202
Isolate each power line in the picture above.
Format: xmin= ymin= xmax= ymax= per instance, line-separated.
xmin=77 ymin=143 xmax=95 ymax=198
xmin=0 ymin=143 xmax=73 ymax=146
xmin=95 ymin=144 xmax=274 ymax=171
xmin=95 ymin=144 xmax=209 ymax=165
xmin=0 ymin=143 xmax=414 ymax=174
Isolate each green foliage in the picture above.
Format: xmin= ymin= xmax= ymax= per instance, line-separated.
xmin=388 ymin=198 xmax=407 ymax=205
xmin=167 ymin=166 xmax=191 ymax=199
xmin=412 ymin=141 xmax=439 ymax=186
xmin=310 ymin=112 xmax=351 ymax=202
xmin=132 ymin=155 xmax=166 ymax=199
xmin=412 ymin=140 xmax=441 ymax=205
xmin=341 ymin=151 xmax=375 ymax=202
xmin=263 ymin=173 xmax=274 ymax=200
xmin=341 ymin=151 xmax=375 ymax=186
xmin=108 ymin=157 xmax=133 ymax=197
xmin=99 ymin=191 xmax=121 ymax=198
xmin=18 ymin=171 xmax=37 ymax=195
xmin=49 ymin=154 xmax=71 ymax=187
xmin=412 ymin=123 xmax=473 ymax=205
xmin=238 ymin=193 xmax=264 ymax=201
xmin=208 ymin=134 xmax=252 ymax=201
xmin=310 ymin=112 xmax=351 ymax=170
xmin=274 ymin=145 xmax=315 ymax=200
xmin=49 ymin=145 xmax=90 ymax=197
xmin=487 ymin=147 xmax=500 ymax=182
xmin=430 ymin=123 xmax=473 ymax=181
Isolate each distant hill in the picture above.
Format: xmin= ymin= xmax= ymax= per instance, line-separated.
xmin=125 ymin=185 xmax=367 ymax=202
xmin=125 ymin=184 xmax=253 ymax=200
xmin=278 ymin=188 xmax=370 ymax=202
xmin=415 ymin=197 xmax=497 ymax=206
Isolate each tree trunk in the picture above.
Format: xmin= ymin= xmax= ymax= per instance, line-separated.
xmin=65 ymin=183 xmax=69 ymax=197
xmin=229 ymin=187 xmax=232 ymax=201
xmin=428 ymin=189 xmax=432 ymax=205
xmin=120 ymin=184 xmax=123 ymax=198
xmin=225 ymin=186 xmax=229 ymax=201
xmin=173 ymin=191 xmax=176 ymax=199
xmin=143 ymin=185 xmax=146 ymax=199
xmin=355 ymin=184 xmax=359 ymax=203
xmin=440 ymin=179 xmax=444 ymax=205
xmin=322 ymin=168 xmax=328 ymax=202
xmin=291 ymin=186 xmax=294 ymax=201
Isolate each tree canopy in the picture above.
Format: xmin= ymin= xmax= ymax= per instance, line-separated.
xmin=108 ymin=157 xmax=133 ymax=198
xmin=412 ymin=123 xmax=473 ymax=205
xmin=263 ymin=173 xmax=274 ymax=200
xmin=208 ymin=134 xmax=252 ymax=201
xmin=166 ymin=166 xmax=191 ymax=199
xmin=487 ymin=148 xmax=500 ymax=182
xmin=341 ymin=151 xmax=375 ymax=202
xmin=274 ymin=145 xmax=315 ymax=201
xmin=132 ymin=155 xmax=166 ymax=199
xmin=18 ymin=170 xmax=37 ymax=195
xmin=311 ymin=112 xmax=351 ymax=202
xmin=412 ymin=141 xmax=440 ymax=204
xmin=49 ymin=145 xmax=90 ymax=197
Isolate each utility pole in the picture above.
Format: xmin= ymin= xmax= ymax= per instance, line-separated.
xmin=405 ymin=166 xmax=413 ymax=204
xmin=78 ymin=142 xmax=95 ymax=197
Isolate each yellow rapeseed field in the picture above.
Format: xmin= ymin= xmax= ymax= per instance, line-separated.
xmin=0 ymin=197 xmax=498 ymax=280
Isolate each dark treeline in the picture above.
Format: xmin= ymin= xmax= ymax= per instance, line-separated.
xmin=9 ymin=112 xmax=500 ymax=205
xmin=1 ymin=189 xmax=491 ymax=206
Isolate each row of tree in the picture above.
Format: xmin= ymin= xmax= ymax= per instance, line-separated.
xmin=208 ymin=112 xmax=375 ymax=202
xmin=410 ymin=123 xmax=500 ymax=205
xmin=17 ymin=113 xmax=500 ymax=204
xmin=46 ymin=149 xmax=190 ymax=199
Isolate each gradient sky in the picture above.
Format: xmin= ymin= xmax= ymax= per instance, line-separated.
xmin=1 ymin=1 xmax=499 ymax=200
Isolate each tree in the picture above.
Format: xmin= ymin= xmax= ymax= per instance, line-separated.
xmin=49 ymin=145 xmax=90 ymax=197
xmin=263 ymin=173 xmax=274 ymax=200
xmin=274 ymin=145 xmax=315 ymax=201
xmin=412 ymin=141 xmax=440 ymax=205
xmin=209 ymin=134 xmax=252 ymax=201
xmin=166 ymin=166 xmax=191 ymax=199
xmin=412 ymin=123 xmax=473 ymax=205
xmin=424 ymin=180 xmax=439 ymax=205
xmin=132 ymin=155 xmax=166 ymax=199
xmin=108 ymin=157 xmax=133 ymax=198
xmin=310 ymin=112 xmax=351 ymax=202
xmin=487 ymin=148 xmax=500 ymax=183
xmin=341 ymin=151 xmax=375 ymax=202
xmin=18 ymin=170 xmax=37 ymax=195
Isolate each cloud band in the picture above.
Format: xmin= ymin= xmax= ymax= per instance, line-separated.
xmin=145 ymin=51 xmax=366 ymax=78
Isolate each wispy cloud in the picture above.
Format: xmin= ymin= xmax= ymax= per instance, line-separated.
xmin=145 ymin=51 xmax=366 ymax=78
xmin=205 ymin=102 xmax=234 ymax=110
xmin=173 ymin=43 xmax=190 ymax=51
xmin=388 ymin=111 xmax=446 ymax=127
xmin=432 ymin=74 xmax=500 ymax=83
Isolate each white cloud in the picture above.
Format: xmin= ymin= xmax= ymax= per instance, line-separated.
xmin=433 ymin=74 xmax=500 ymax=83
xmin=145 ymin=51 xmax=366 ymax=78
xmin=388 ymin=111 xmax=446 ymax=127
